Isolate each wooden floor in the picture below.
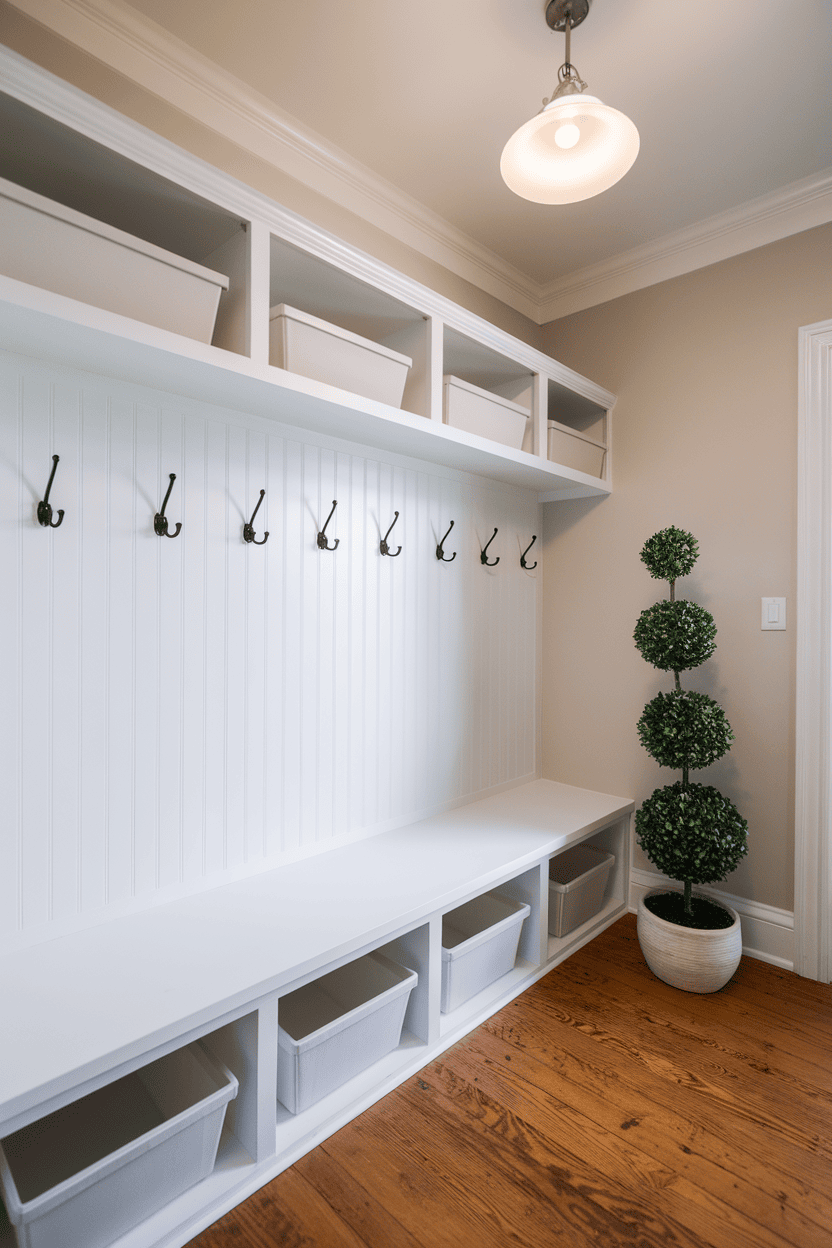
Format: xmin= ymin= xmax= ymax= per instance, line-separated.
xmin=189 ymin=914 xmax=832 ymax=1248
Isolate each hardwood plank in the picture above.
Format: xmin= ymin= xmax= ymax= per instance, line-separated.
xmin=402 ymin=1050 xmax=811 ymax=1248
xmin=454 ymin=1025 xmax=830 ymax=1245
xmin=294 ymin=1146 xmax=426 ymax=1248
xmin=532 ymin=966 xmax=832 ymax=1152
xmin=320 ymin=1097 xmax=595 ymax=1248
xmin=188 ymin=916 xmax=832 ymax=1248
xmin=476 ymin=1004 xmax=832 ymax=1223
xmin=189 ymin=1166 xmax=368 ymax=1248
xmin=581 ymin=917 xmax=832 ymax=1047
xmin=516 ymin=973 xmax=832 ymax=1156
xmin=553 ymin=945 xmax=832 ymax=1080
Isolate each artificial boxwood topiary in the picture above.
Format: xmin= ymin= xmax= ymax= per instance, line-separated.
xmin=634 ymin=600 xmax=717 ymax=674
xmin=637 ymin=690 xmax=734 ymax=773
xmin=640 ymin=526 xmax=699 ymax=585
xmin=635 ymin=782 xmax=748 ymax=886
xmin=634 ymin=529 xmax=748 ymax=922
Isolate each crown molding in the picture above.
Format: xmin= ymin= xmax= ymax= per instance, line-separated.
xmin=539 ymin=168 xmax=832 ymax=322
xmin=4 ymin=0 xmax=832 ymax=327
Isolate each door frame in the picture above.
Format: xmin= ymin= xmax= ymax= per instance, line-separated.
xmin=795 ymin=318 xmax=832 ymax=980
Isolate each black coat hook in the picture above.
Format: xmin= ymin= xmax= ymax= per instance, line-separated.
xmin=243 ymin=489 xmax=269 ymax=545
xmin=154 ymin=473 xmax=182 ymax=538
xmin=436 ymin=520 xmax=456 ymax=562
xmin=480 ymin=527 xmax=500 ymax=566
xmin=380 ymin=511 xmax=402 ymax=557
xmin=317 ymin=499 xmax=339 ymax=550
xmin=521 ymin=534 xmax=538 ymax=570
xmin=37 ymin=454 xmax=64 ymax=528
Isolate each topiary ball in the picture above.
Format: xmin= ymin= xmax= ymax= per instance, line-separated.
xmin=637 ymin=690 xmax=734 ymax=771
xmin=634 ymin=599 xmax=716 ymax=672
xmin=635 ymin=781 xmax=748 ymax=885
xmin=640 ymin=526 xmax=699 ymax=583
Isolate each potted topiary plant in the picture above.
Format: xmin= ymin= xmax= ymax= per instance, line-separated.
xmin=633 ymin=526 xmax=749 ymax=992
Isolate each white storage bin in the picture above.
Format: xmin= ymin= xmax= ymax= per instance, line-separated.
xmin=443 ymin=375 xmax=529 ymax=450
xmin=277 ymin=951 xmax=417 ymax=1114
xmin=0 ymin=176 xmax=229 ymax=344
xmin=0 ymin=1041 xmax=237 ymax=1248
xmin=548 ymin=843 xmax=615 ymax=937
xmin=547 ymin=420 xmax=606 ymax=478
xmin=269 ymin=304 xmax=412 ymax=408
xmin=441 ymin=892 xmax=530 ymax=1013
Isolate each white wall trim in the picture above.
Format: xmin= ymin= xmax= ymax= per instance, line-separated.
xmin=629 ymin=868 xmax=795 ymax=971
xmin=794 ymin=319 xmax=832 ymax=982
xmin=5 ymin=0 xmax=832 ymax=325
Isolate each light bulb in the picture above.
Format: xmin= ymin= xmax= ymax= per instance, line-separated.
xmin=554 ymin=122 xmax=580 ymax=149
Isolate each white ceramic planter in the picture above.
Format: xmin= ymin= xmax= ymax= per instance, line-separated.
xmin=637 ymin=887 xmax=742 ymax=993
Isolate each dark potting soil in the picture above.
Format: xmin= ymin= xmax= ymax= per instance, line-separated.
xmin=645 ymin=891 xmax=735 ymax=930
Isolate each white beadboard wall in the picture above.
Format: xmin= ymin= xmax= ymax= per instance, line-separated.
xmin=0 ymin=350 xmax=541 ymax=949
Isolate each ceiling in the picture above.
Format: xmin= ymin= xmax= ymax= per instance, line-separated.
xmin=6 ymin=0 xmax=832 ymax=320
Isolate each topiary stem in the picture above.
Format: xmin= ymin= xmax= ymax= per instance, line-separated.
xmin=684 ymin=879 xmax=692 ymax=915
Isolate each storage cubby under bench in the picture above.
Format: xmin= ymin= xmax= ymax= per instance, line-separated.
xmin=0 ymin=779 xmax=632 ymax=1248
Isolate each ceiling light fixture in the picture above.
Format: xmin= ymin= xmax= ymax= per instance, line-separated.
xmin=500 ymin=0 xmax=639 ymax=204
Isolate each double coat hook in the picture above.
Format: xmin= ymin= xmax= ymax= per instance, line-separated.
xmin=37 ymin=454 xmax=64 ymax=528
xmin=436 ymin=520 xmax=456 ymax=562
xmin=317 ymin=499 xmax=339 ymax=550
xmin=480 ymin=527 xmax=500 ymax=566
xmin=521 ymin=534 xmax=538 ymax=570
xmin=154 ymin=473 xmax=182 ymax=538
xmin=243 ymin=489 xmax=269 ymax=545
xmin=380 ymin=511 xmax=402 ymax=557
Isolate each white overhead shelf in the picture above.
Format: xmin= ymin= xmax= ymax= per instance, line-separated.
xmin=0 ymin=63 xmax=617 ymax=500
xmin=0 ymin=277 xmax=611 ymax=498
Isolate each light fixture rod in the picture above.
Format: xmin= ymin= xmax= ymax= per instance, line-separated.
xmin=501 ymin=0 xmax=638 ymax=205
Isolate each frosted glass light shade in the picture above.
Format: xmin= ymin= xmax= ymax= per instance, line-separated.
xmin=500 ymin=93 xmax=639 ymax=204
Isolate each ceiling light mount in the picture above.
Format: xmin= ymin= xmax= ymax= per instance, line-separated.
xmin=544 ymin=0 xmax=591 ymax=34
xmin=500 ymin=0 xmax=639 ymax=205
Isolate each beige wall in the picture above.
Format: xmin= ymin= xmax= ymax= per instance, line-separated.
xmin=540 ymin=222 xmax=832 ymax=913
xmin=0 ymin=3 xmax=543 ymax=349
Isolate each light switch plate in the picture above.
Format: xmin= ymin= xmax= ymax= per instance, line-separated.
xmin=761 ymin=597 xmax=786 ymax=630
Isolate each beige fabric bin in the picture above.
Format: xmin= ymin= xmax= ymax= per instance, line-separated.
xmin=269 ymin=304 xmax=412 ymax=407
xmin=0 ymin=175 xmax=229 ymax=343
xmin=443 ymin=375 xmax=529 ymax=449
xmin=547 ymin=420 xmax=606 ymax=477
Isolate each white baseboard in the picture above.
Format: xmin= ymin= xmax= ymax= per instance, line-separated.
xmin=629 ymin=869 xmax=795 ymax=971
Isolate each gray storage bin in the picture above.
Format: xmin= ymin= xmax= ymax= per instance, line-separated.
xmin=0 ymin=1041 xmax=237 ymax=1248
xmin=548 ymin=843 xmax=614 ymax=937
xmin=277 ymin=950 xmax=417 ymax=1114
xmin=441 ymin=892 xmax=530 ymax=1013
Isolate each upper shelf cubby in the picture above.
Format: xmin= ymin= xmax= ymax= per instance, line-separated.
xmin=268 ymin=235 xmax=431 ymax=419
xmin=0 ymin=92 xmax=246 ymax=328
xmin=0 ymin=52 xmax=617 ymax=499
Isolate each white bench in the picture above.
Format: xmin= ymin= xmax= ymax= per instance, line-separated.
xmin=0 ymin=778 xmax=632 ymax=1248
